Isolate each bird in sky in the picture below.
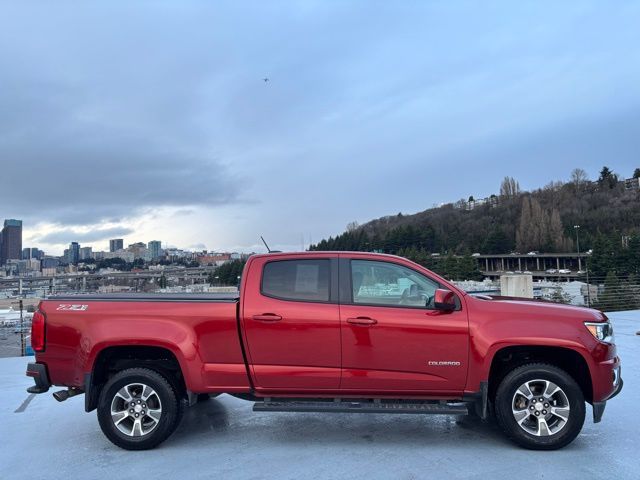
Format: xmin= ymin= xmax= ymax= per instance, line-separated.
xmin=263 ymin=77 xmax=269 ymax=83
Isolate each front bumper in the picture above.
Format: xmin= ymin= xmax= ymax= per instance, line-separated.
xmin=26 ymin=362 xmax=51 ymax=394
xmin=593 ymin=365 xmax=623 ymax=423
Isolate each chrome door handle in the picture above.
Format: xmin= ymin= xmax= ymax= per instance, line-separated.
xmin=252 ymin=314 xmax=282 ymax=322
xmin=346 ymin=317 xmax=377 ymax=326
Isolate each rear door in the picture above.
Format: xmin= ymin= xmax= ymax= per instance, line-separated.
xmin=241 ymin=255 xmax=341 ymax=390
xmin=339 ymin=256 xmax=469 ymax=394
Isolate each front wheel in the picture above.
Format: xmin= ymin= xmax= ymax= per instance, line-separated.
xmin=97 ymin=368 xmax=183 ymax=450
xmin=495 ymin=363 xmax=585 ymax=450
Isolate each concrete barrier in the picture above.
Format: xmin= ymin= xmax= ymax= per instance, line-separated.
xmin=500 ymin=274 xmax=533 ymax=298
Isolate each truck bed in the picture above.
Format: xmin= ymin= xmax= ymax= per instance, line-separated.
xmin=48 ymin=293 xmax=240 ymax=302
xmin=38 ymin=293 xmax=249 ymax=393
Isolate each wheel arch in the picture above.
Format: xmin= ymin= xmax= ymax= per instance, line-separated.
xmin=487 ymin=345 xmax=593 ymax=404
xmin=86 ymin=345 xmax=188 ymax=412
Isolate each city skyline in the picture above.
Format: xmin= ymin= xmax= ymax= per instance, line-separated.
xmin=5 ymin=163 xmax=640 ymax=257
xmin=3 ymin=3 xmax=640 ymax=255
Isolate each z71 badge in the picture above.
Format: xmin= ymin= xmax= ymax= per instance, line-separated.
xmin=56 ymin=304 xmax=89 ymax=311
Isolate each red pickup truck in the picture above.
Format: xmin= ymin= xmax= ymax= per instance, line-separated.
xmin=26 ymin=252 xmax=622 ymax=450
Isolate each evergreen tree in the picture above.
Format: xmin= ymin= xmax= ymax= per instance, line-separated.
xmin=595 ymin=271 xmax=621 ymax=311
xmin=588 ymin=234 xmax=616 ymax=278
xmin=442 ymin=252 xmax=459 ymax=280
xmin=598 ymin=166 xmax=618 ymax=189
xmin=457 ymin=252 xmax=482 ymax=281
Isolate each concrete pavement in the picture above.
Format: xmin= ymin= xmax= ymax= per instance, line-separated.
xmin=1 ymin=311 xmax=638 ymax=480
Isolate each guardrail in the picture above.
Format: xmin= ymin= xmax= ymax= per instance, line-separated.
xmin=580 ymin=275 xmax=640 ymax=312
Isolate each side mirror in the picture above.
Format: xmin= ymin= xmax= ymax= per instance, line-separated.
xmin=434 ymin=288 xmax=456 ymax=311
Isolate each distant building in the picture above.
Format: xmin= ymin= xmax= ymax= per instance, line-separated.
xmin=41 ymin=256 xmax=60 ymax=269
xmin=465 ymin=196 xmax=499 ymax=211
xmin=109 ymin=239 xmax=124 ymax=252
xmin=41 ymin=267 xmax=57 ymax=276
xmin=79 ymin=246 xmax=93 ymax=261
xmin=196 ymin=253 xmax=231 ymax=266
xmin=67 ymin=242 xmax=80 ymax=264
xmin=1 ymin=219 xmax=22 ymax=265
xmin=127 ymin=242 xmax=148 ymax=260
xmin=148 ymin=240 xmax=162 ymax=260
xmin=22 ymin=247 xmax=43 ymax=260
xmin=100 ymin=250 xmax=135 ymax=262
xmin=624 ymin=177 xmax=640 ymax=190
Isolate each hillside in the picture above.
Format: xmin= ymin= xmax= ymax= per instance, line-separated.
xmin=311 ymin=167 xmax=640 ymax=255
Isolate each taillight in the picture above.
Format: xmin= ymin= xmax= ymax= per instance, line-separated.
xmin=31 ymin=311 xmax=46 ymax=352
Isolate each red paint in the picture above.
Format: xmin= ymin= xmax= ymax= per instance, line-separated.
xmin=32 ymin=251 xmax=620 ymax=405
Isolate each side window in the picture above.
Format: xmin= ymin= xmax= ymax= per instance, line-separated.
xmin=351 ymin=260 xmax=439 ymax=308
xmin=262 ymin=259 xmax=330 ymax=302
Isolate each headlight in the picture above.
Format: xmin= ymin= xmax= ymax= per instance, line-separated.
xmin=584 ymin=321 xmax=615 ymax=343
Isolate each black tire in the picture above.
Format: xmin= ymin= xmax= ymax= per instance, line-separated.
xmin=495 ymin=363 xmax=585 ymax=450
xmin=97 ymin=368 xmax=183 ymax=450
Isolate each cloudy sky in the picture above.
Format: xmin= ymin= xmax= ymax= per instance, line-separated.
xmin=2 ymin=1 xmax=640 ymax=255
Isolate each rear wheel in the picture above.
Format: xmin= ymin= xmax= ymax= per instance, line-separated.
xmin=97 ymin=368 xmax=183 ymax=450
xmin=495 ymin=363 xmax=585 ymax=450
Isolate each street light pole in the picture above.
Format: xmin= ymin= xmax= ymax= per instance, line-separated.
xmin=574 ymin=225 xmax=581 ymax=270
xmin=19 ymin=299 xmax=24 ymax=356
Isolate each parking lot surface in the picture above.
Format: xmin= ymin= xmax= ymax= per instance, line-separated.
xmin=1 ymin=311 xmax=637 ymax=480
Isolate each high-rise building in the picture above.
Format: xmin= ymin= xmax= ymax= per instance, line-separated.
xmin=1 ymin=219 xmax=22 ymax=265
xmin=148 ymin=240 xmax=162 ymax=259
xmin=79 ymin=246 xmax=93 ymax=261
xmin=22 ymin=247 xmax=43 ymax=260
xmin=109 ymin=239 xmax=124 ymax=252
xmin=68 ymin=242 xmax=80 ymax=264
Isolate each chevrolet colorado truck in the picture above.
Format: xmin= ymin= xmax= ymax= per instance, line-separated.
xmin=26 ymin=252 xmax=622 ymax=450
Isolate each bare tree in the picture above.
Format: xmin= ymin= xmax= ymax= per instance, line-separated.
xmin=346 ymin=221 xmax=360 ymax=232
xmin=570 ymin=168 xmax=589 ymax=185
xmin=500 ymin=176 xmax=521 ymax=197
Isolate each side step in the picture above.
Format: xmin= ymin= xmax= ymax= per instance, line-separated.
xmin=253 ymin=398 xmax=468 ymax=415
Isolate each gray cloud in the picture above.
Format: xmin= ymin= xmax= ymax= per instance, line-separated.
xmin=35 ymin=226 xmax=135 ymax=246
xmin=2 ymin=2 xmax=640 ymax=252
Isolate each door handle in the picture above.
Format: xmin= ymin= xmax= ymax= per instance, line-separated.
xmin=252 ymin=313 xmax=282 ymax=322
xmin=347 ymin=317 xmax=377 ymax=326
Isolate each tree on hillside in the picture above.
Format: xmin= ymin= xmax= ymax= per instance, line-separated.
xmin=516 ymin=196 xmax=549 ymax=251
xmin=594 ymin=271 xmax=622 ymax=311
xmin=208 ymin=259 xmax=246 ymax=286
xmin=633 ymin=168 xmax=640 ymax=179
xmin=570 ymin=168 xmax=589 ymax=185
xmin=457 ymin=252 xmax=483 ymax=281
xmin=500 ymin=177 xmax=521 ymax=197
xmin=442 ymin=252 xmax=459 ymax=280
xmin=548 ymin=208 xmax=569 ymax=251
xmin=588 ymin=234 xmax=616 ymax=278
xmin=346 ymin=221 xmax=360 ymax=232
xmin=598 ymin=166 xmax=618 ymax=189
xmin=482 ymin=228 xmax=513 ymax=254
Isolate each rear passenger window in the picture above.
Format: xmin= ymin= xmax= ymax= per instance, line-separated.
xmin=261 ymin=259 xmax=330 ymax=302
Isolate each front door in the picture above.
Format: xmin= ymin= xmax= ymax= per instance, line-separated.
xmin=340 ymin=258 xmax=469 ymax=395
xmin=241 ymin=256 xmax=341 ymax=390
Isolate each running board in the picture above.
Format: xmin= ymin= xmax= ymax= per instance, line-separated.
xmin=253 ymin=398 xmax=469 ymax=415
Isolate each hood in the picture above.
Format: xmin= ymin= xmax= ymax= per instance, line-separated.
xmin=470 ymin=294 xmax=607 ymax=322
